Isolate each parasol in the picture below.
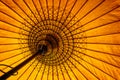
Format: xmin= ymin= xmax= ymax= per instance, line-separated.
xmin=0 ymin=0 xmax=120 ymax=80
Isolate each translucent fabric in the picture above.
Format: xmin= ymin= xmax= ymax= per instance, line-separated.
xmin=0 ymin=0 xmax=120 ymax=80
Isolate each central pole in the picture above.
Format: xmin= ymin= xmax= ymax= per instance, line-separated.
xmin=0 ymin=45 xmax=46 ymax=80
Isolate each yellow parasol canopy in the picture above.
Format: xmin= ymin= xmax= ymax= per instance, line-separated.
xmin=0 ymin=0 xmax=120 ymax=80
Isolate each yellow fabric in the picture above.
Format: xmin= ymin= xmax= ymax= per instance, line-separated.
xmin=0 ymin=0 xmax=120 ymax=80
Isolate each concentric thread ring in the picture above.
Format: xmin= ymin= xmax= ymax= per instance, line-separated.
xmin=19 ymin=7 xmax=86 ymax=67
